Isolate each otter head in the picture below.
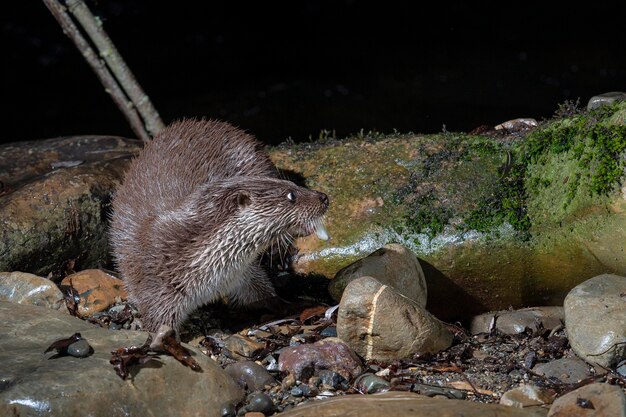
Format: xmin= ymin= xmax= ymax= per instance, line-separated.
xmin=221 ymin=177 xmax=330 ymax=244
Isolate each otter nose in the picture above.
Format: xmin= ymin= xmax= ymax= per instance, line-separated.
xmin=318 ymin=192 xmax=329 ymax=208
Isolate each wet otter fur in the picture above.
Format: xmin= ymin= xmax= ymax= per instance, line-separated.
xmin=110 ymin=119 xmax=329 ymax=332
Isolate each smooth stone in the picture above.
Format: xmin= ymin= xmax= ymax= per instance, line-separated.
xmin=337 ymin=276 xmax=453 ymax=361
xmin=354 ymin=374 xmax=390 ymax=394
xmin=532 ymin=357 xmax=592 ymax=384
xmin=275 ymin=391 xmax=548 ymax=417
xmin=564 ymin=274 xmax=626 ymax=367
xmin=60 ymin=269 xmax=127 ymax=316
xmin=328 ymin=243 xmax=427 ymax=306
xmin=587 ymin=91 xmax=626 ymax=110
xmin=278 ymin=337 xmax=363 ymax=381
xmin=320 ymin=327 xmax=337 ymax=337
xmin=0 ymin=301 xmax=243 ymax=417
xmin=547 ymin=383 xmax=626 ymax=417
xmin=500 ymin=384 xmax=554 ymax=408
xmin=470 ymin=306 xmax=564 ymax=335
xmin=66 ymin=338 xmax=92 ymax=358
xmin=0 ymin=271 xmax=65 ymax=310
xmin=245 ymin=392 xmax=274 ymax=414
xmin=224 ymin=361 xmax=276 ymax=391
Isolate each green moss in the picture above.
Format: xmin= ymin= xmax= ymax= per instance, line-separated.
xmin=520 ymin=101 xmax=626 ymax=229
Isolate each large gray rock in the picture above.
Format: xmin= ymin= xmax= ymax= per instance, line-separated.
xmin=337 ymin=276 xmax=452 ymax=361
xmin=587 ymin=91 xmax=626 ymax=110
xmin=532 ymin=357 xmax=592 ymax=384
xmin=0 ymin=271 xmax=65 ymax=310
xmin=328 ymin=243 xmax=427 ymax=306
xmin=0 ymin=136 xmax=141 ymax=276
xmin=0 ymin=301 xmax=243 ymax=417
xmin=275 ymin=391 xmax=547 ymax=417
xmin=564 ymin=274 xmax=626 ymax=367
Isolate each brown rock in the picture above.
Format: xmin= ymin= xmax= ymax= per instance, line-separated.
xmin=60 ymin=269 xmax=127 ymax=316
xmin=0 ymin=136 xmax=141 ymax=276
xmin=275 ymin=391 xmax=547 ymax=417
xmin=548 ymin=383 xmax=626 ymax=417
xmin=278 ymin=337 xmax=363 ymax=381
xmin=328 ymin=243 xmax=427 ymax=306
xmin=337 ymin=276 xmax=452 ymax=361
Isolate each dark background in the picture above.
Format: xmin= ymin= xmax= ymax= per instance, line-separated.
xmin=3 ymin=1 xmax=625 ymax=145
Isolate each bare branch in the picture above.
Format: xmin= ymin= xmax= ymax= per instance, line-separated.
xmin=42 ymin=0 xmax=151 ymax=142
xmin=65 ymin=0 xmax=165 ymax=137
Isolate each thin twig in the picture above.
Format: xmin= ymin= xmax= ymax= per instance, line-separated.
xmin=42 ymin=0 xmax=151 ymax=142
xmin=66 ymin=0 xmax=164 ymax=137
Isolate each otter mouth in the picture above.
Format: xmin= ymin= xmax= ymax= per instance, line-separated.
xmin=300 ymin=218 xmax=329 ymax=241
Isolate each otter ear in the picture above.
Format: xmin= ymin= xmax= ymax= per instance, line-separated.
xmin=236 ymin=190 xmax=251 ymax=208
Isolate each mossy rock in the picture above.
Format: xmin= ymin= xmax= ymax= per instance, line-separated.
xmin=272 ymin=102 xmax=626 ymax=317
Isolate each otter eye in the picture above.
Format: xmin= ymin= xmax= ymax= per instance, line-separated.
xmin=287 ymin=191 xmax=296 ymax=202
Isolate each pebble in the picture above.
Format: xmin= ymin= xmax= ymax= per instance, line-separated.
xmin=547 ymin=383 xmax=626 ymax=417
xmin=499 ymin=384 xmax=554 ymax=408
xmin=222 ymin=334 xmax=266 ymax=360
xmin=470 ymin=306 xmax=564 ymax=335
xmin=278 ymin=337 xmax=363 ymax=381
xmin=319 ymin=326 xmax=337 ymax=338
xmin=220 ymin=402 xmax=237 ymax=417
xmin=317 ymin=370 xmax=346 ymax=390
xmin=0 ymin=271 xmax=65 ymax=310
xmin=225 ymin=361 xmax=276 ymax=392
xmin=245 ymin=392 xmax=274 ymax=414
xmin=66 ymin=338 xmax=93 ymax=358
xmin=587 ymin=91 xmax=626 ymax=110
xmin=564 ymin=274 xmax=626 ymax=367
xmin=354 ymin=374 xmax=390 ymax=394
xmin=328 ymin=243 xmax=427 ymax=306
xmin=533 ymin=357 xmax=592 ymax=384
xmin=60 ymin=269 xmax=127 ymax=316
xmin=337 ymin=276 xmax=453 ymax=361
xmin=494 ymin=118 xmax=538 ymax=131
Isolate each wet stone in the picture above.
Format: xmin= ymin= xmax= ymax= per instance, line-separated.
xmin=66 ymin=338 xmax=93 ymax=358
xmin=245 ymin=392 xmax=274 ymax=414
xmin=532 ymin=357 xmax=592 ymax=384
xmin=354 ymin=374 xmax=390 ymax=394
xmin=225 ymin=361 xmax=276 ymax=392
xmin=278 ymin=337 xmax=363 ymax=381
xmin=564 ymin=274 xmax=626 ymax=367
xmin=0 ymin=271 xmax=65 ymax=310
xmin=329 ymin=243 xmax=427 ymax=306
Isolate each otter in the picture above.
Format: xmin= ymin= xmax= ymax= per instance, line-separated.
xmin=110 ymin=119 xmax=329 ymax=333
